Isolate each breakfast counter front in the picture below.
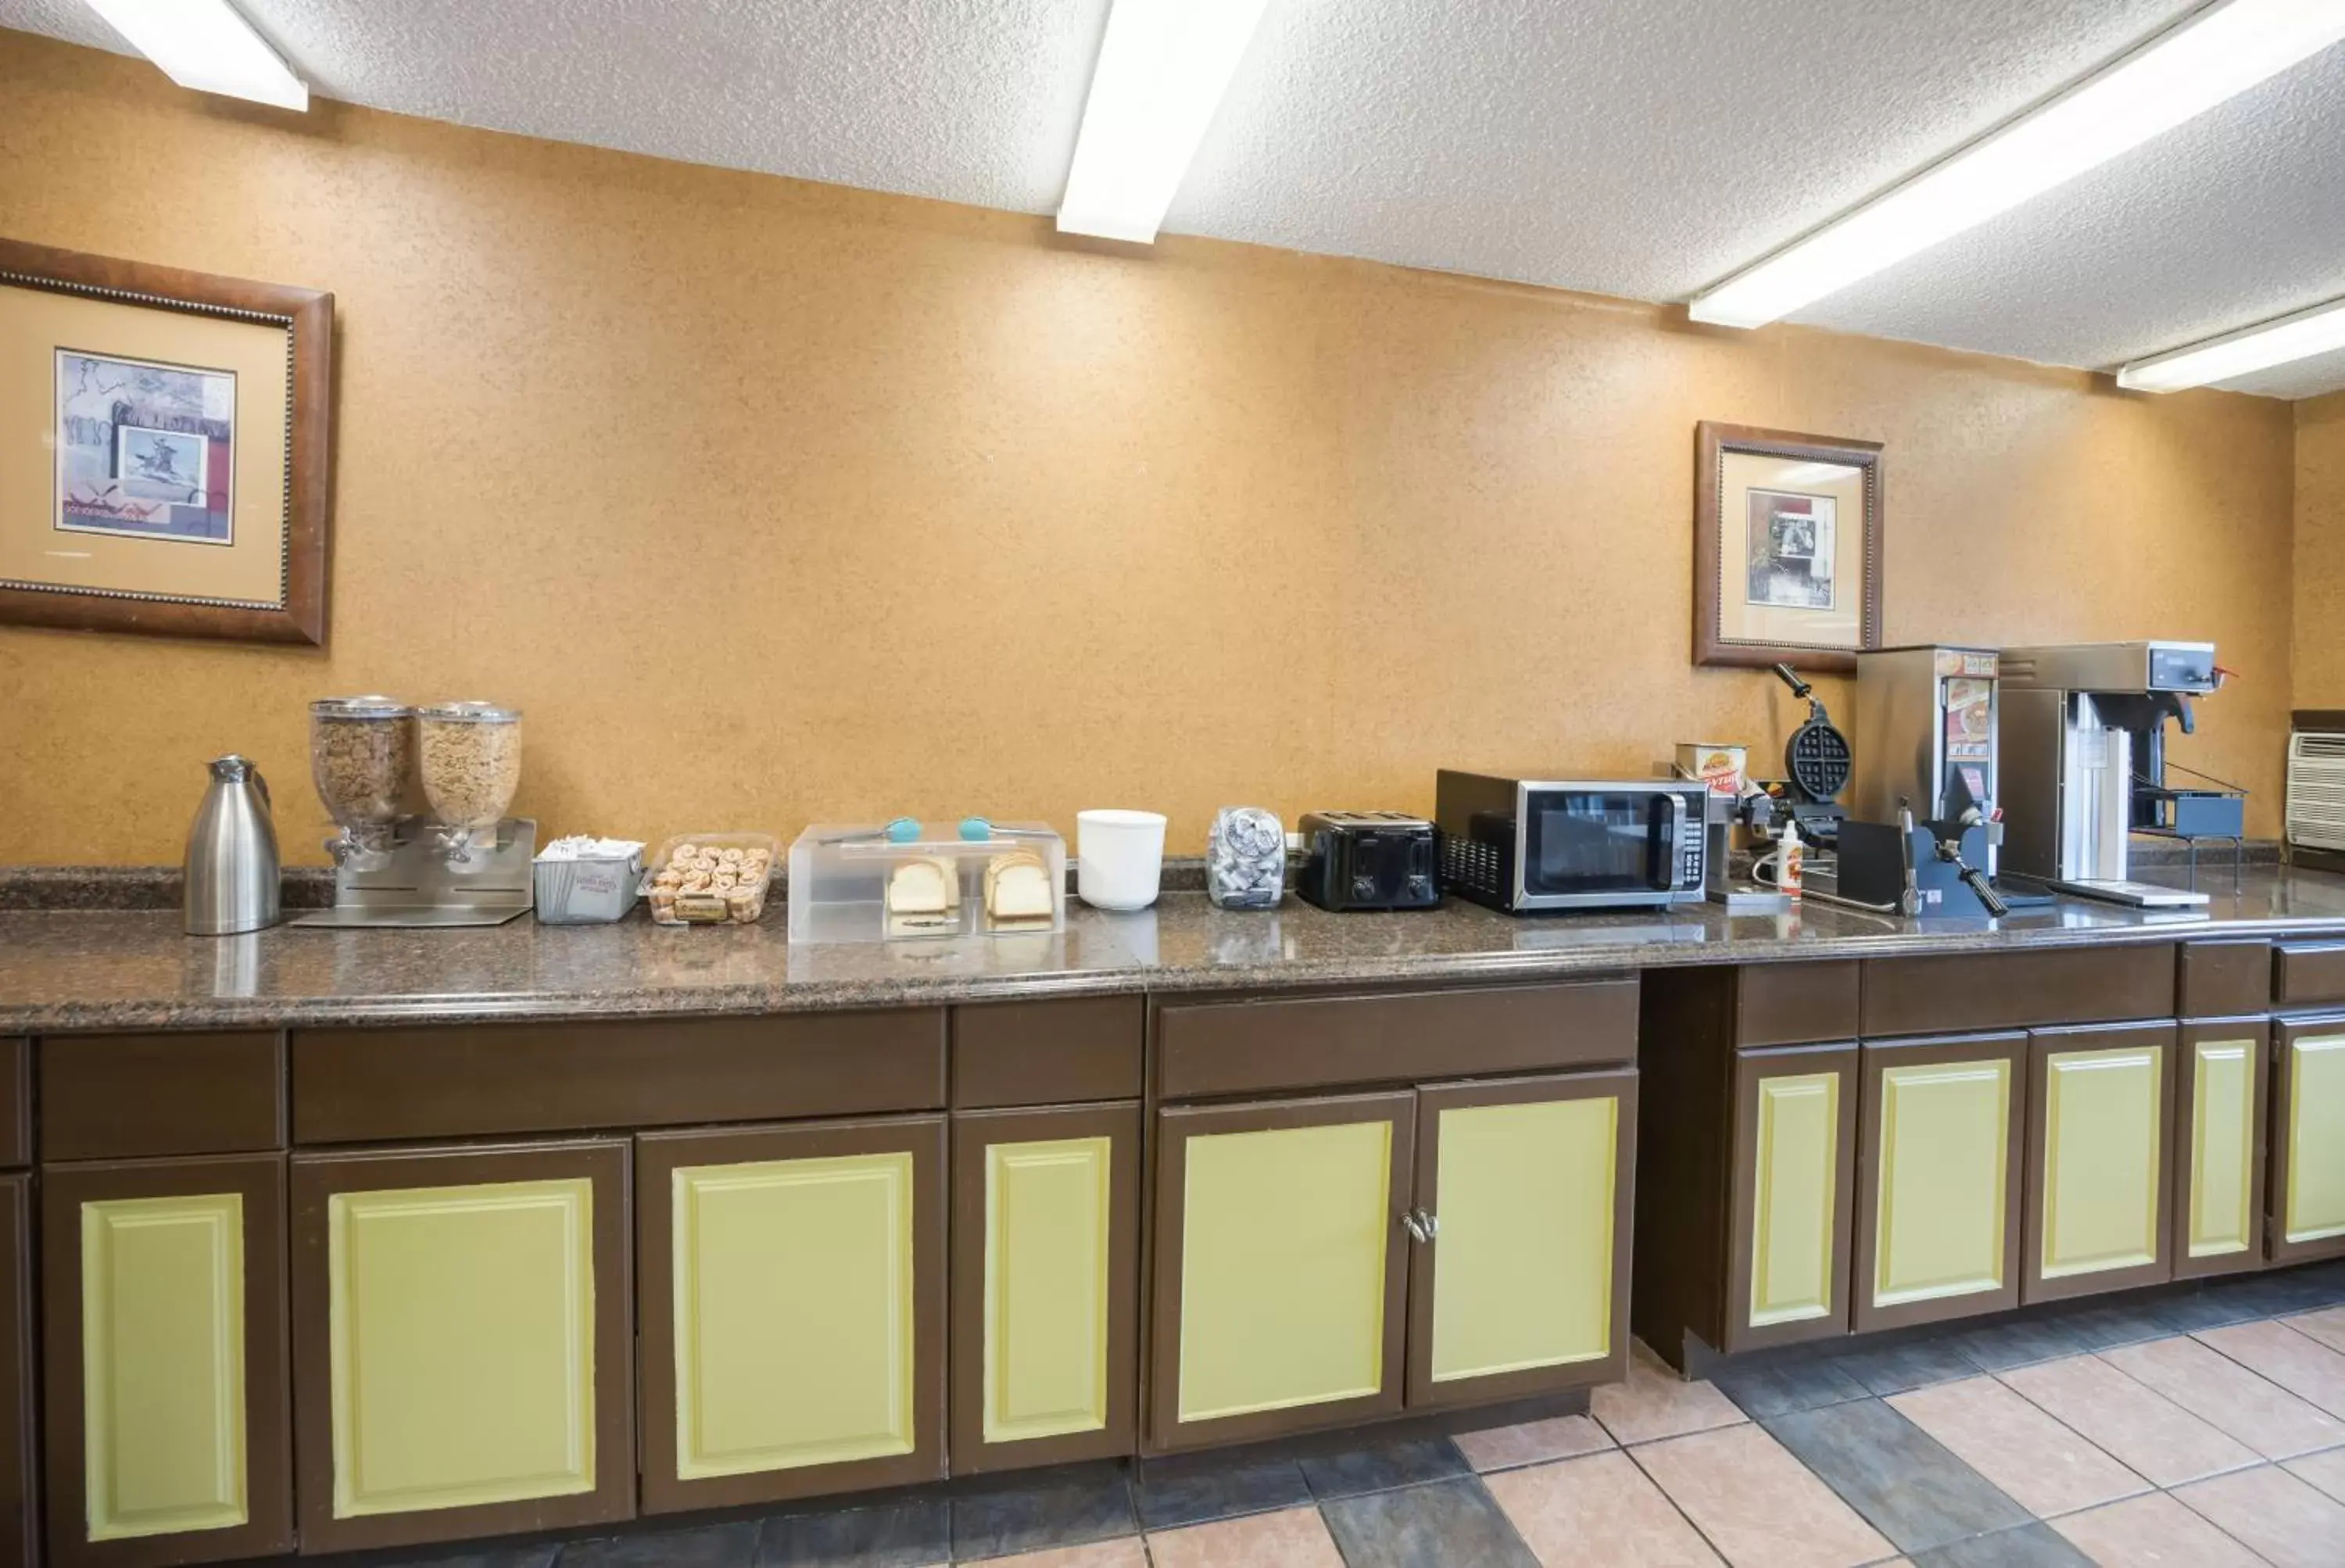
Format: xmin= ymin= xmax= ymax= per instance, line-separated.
xmin=4 ymin=868 xmax=2344 ymax=1568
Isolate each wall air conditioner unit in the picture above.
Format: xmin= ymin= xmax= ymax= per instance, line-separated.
xmin=2287 ymin=711 xmax=2345 ymax=875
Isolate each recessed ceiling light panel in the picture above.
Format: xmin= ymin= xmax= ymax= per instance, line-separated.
xmin=1690 ymin=0 xmax=2345 ymax=329
xmin=2117 ymin=295 xmax=2345 ymax=392
xmin=1057 ymin=0 xmax=1271 ymax=243
xmin=84 ymin=0 xmax=308 ymax=110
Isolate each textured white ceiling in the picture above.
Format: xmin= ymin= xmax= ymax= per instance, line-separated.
xmin=5 ymin=0 xmax=2340 ymax=397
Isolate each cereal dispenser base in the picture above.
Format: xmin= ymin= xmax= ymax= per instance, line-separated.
xmin=289 ymin=817 xmax=536 ymax=928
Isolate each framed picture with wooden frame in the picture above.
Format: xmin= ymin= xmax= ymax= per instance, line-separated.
xmin=0 ymin=238 xmax=331 ymax=645
xmin=1695 ymin=421 xmax=1881 ymax=673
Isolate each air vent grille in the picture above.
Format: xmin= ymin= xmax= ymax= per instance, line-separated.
xmin=2288 ymin=730 xmax=2345 ymax=850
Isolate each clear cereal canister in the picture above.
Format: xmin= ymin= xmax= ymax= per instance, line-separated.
xmin=415 ymin=701 xmax=524 ymax=854
xmin=309 ymin=696 xmax=414 ymax=865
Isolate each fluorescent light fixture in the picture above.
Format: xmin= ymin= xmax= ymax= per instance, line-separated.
xmin=2117 ymin=295 xmax=2345 ymax=391
xmin=84 ymin=0 xmax=307 ymax=110
xmin=1690 ymin=0 xmax=2345 ymax=328
xmin=1058 ymin=0 xmax=1270 ymax=242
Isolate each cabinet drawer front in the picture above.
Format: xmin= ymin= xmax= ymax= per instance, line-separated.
xmin=952 ymin=997 xmax=1142 ymax=1108
xmin=1735 ymin=962 xmax=1859 ymax=1047
xmin=1156 ymin=981 xmax=1636 ymax=1099
xmin=2179 ymin=942 xmax=2272 ymax=1018
xmin=1175 ymin=1117 xmax=1398 ymax=1425
xmin=1863 ymin=945 xmax=2175 ymax=1037
xmin=2275 ymin=944 xmax=2345 ymax=1010
xmin=1871 ymin=1056 xmax=2014 ymax=1310
xmin=326 ymin=1178 xmax=600 ymax=1518
xmin=671 ymin=1154 xmax=918 ymax=1477
xmin=44 ymin=1032 xmax=284 ymax=1161
xmin=981 ymin=1137 xmax=1115 ymax=1444
xmin=1747 ymin=1070 xmax=1844 ymax=1330
xmin=2282 ymin=1028 xmax=2345 ymax=1248
xmin=1427 ymin=1092 xmax=1619 ymax=1384
xmin=2037 ymin=1043 xmax=2165 ymax=1282
xmin=2184 ymin=1033 xmax=2261 ymax=1262
xmin=80 ymin=1194 xmax=250 ymax=1541
xmin=292 ymin=1011 xmax=945 ymax=1144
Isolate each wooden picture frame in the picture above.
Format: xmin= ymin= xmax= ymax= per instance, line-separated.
xmin=1695 ymin=421 xmax=1881 ymax=673
xmin=0 ymin=238 xmax=331 ymax=646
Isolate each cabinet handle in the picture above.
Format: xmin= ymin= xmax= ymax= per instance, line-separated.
xmin=1402 ymin=1208 xmax=1439 ymax=1244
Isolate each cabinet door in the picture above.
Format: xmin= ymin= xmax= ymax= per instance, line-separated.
xmin=1727 ymin=1044 xmax=1856 ymax=1352
xmin=2173 ymin=1020 xmax=2269 ymax=1280
xmin=1855 ymin=1033 xmax=2025 ymax=1333
xmin=639 ymin=1116 xmax=946 ymax=1512
xmin=1405 ymin=1071 xmax=1634 ymax=1407
xmin=0 ymin=1175 xmax=27 ymax=1568
xmin=951 ymin=1104 xmax=1138 ymax=1473
xmin=289 ymin=1140 xmax=632 ymax=1555
xmin=41 ymin=1155 xmax=292 ymax=1568
xmin=1149 ymin=1093 xmax=1413 ymax=1452
xmin=2024 ymin=1022 xmax=2175 ymax=1302
xmin=2272 ymin=1018 xmax=2345 ymax=1264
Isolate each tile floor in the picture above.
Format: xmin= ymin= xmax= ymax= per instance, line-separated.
xmin=360 ymin=1261 xmax=2345 ymax=1567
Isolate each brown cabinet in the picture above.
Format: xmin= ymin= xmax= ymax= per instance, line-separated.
xmin=2270 ymin=1015 xmax=2345 ymax=1265
xmin=1148 ymin=1071 xmax=1635 ymax=1452
xmin=2021 ymin=1022 xmax=2175 ymax=1303
xmin=288 ymin=1140 xmax=633 ymax=1555
xmin=41 ymin=1032 xmax=285 ymax=1162
xmin=0 ymin=1175 xmax=32 ymax=1568
xmin=1404 ymin=1071 xmax=1635 ymax=1409
xmin=1726 ymin=1044 xmax=1857 ymax=1353
xmin=951 ymin=1103 xmax=1140 ymax=1473
xmin=636 ymin=1117 xmax=946 ymax=1512
xmin=1853 ymin=1033 xmax=2026 ymax=1333
xmin=2173 ymin=1018 xmax=2270 ymax=1280
xmin=1149 ymin=1091 xmax=1415 ymax=1452
xmin=41 ymin=1155 xmax=293 ymax=1568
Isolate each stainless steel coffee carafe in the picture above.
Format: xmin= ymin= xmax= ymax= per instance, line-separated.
xmin=184 ymin=754 xmax=282 ymax=935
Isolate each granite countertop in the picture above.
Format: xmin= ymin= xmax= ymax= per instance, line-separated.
xmin=5 ymin=864 xmax=2345 ymax=1034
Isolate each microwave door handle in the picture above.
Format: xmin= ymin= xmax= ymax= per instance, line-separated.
xmin=1657 ymin=792 xmax=1688 ymax=890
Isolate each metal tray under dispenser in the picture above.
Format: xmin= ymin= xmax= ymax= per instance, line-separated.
xmin=290 ymin=818 xmax=536 ymax=928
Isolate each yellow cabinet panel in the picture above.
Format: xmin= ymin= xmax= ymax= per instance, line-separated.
xmin=1429 ymin=1096 xmax=1616 ymax=1382
xmin=328 ymin=1179 xmax=596 ymax=1519
xmin=1749 ymin=1072 xmax=1841 ymax=1327
xmin=2040 ymin=1045 xmax=2164 ymax=1279
xmin=984 ymin=1137 xmax=1112 ymax=1444
xmin=672 ymin=1154 xmax=916 ymax=1478
xmin=2187 ymin=1038 xmax=2257 ymax=1259
xmin=2285 ymin=1033 xmax=2345 ymax=1245
xmin=80 ymin=1194 xmax=248 ymax=1541
xmin=1177 ymin=1119 xmax=1393 ymax=1423
xmin=1874 ymin=1058 xmax=2012 ymax=1308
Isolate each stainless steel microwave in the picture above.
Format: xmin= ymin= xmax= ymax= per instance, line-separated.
xmin=1434 ymin=772 xmax=1708 ymax=911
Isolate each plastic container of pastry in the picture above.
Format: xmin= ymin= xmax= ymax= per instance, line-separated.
xmin=788 ymin=821 xmax=1066 ymax=943
xmin=643 ymin=832 xmax=779 ymax=925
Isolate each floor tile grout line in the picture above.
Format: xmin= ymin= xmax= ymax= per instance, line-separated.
xmin=1617 ymin=1433 xmax=1747 ymax=1568
xmin=1987 ymin=1339 xmax=2269 ymax=1487
xmin=2154 ymin=1466 xmax=2304 ymax=1566
xmin=2184 ymin=1315 xmax=2345 ymax=1427
xmin=2095 ymin=1324 xmax=2345 ymax=1461
xmin=1933 ymin=1352 xmax=2160 ymax=1501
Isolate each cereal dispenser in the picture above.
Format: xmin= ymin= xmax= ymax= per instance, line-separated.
xmin=290 ymin=695 xmax=536 ymax=927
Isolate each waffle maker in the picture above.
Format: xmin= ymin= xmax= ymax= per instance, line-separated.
xmin=1764 ymin=663 xmax=1849 ymax=849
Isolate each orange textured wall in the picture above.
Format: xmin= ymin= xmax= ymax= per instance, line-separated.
xmin=2299 ymin=391 xmax=2345 ymax=711
xmin=0 ymin=29 xmax=2301 ymax=862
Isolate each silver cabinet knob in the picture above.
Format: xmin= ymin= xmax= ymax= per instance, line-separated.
xmin=1401 ymin=1208 xmax=1439 ymax=1243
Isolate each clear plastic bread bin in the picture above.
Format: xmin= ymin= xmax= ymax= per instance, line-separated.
xmin=789 ymin=821 xmax=1065 ymax=943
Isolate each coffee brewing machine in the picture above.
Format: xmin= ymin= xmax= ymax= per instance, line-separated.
xmin=1998 ymin=640 xmax=2241 ymax=908
xmin=1807 ymin=645 xmax=2026 ymax=918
